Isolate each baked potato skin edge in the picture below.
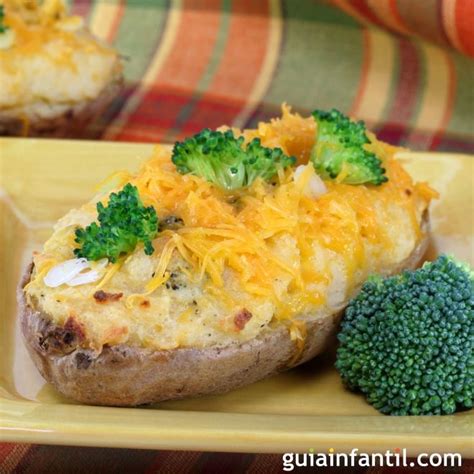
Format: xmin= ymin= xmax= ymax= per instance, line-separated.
xmin=18 ymin=214 xmax=429 ymax=406
xmin=0 ymin=75 xmax=123 ymax=138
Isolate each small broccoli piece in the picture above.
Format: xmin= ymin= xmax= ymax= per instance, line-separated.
xmin=0 ymin=6 xmax=8 ymax=33
xmin=74 ymin=183 xmax=158 ymax=262
xmin=335 ymin=255 xmax=473 ymax=415
xmin=311 ymin=109 xmax=387 ymax=185
xmin=172 ymin=128 xmax=295 ymax=190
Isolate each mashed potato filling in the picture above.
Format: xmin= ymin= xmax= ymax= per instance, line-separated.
xmin=0 ymin=0 xmax=120 ymax=114
xmin=25 ymin=108 xmax=437 ymax=352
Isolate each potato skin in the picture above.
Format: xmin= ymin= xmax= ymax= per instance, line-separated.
xmin=19 ymin=266 xmax=341 ymax=406
xmin=18 ymin=216 xmax=429 ymax=407
xmin=0 ymin=74 xmax=123 ymax=138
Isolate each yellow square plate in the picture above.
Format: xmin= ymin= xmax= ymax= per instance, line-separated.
xmin=0 ymin=138 xmax=473 ymax=455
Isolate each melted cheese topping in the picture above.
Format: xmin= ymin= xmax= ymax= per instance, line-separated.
xmin=25 ymin=107 xmax=437 ymax=351
xmin=0 ymin=0 xmax=121 ymax=111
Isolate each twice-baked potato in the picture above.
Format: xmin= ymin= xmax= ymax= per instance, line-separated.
xmin=0 ymin=0 xmax=122 ymax=137
xmin=19 ymin=106 xmax=437 ymax=406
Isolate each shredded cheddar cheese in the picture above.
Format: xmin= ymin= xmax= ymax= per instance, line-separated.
xmin=25 ymin=107 xmax=436 ymax=351
xmin=289 ymin=319 xmax=308 ymax=363
xmin=94 ymin=260 xmax=123 ymax=291
xmin=2 ymin=3 xmax=106 ymax=62
xmin=24 ymin=257 xmax=57 ymax=291
xmin=0 ymin=0 xmax=121 ymax=120
xmin=119 ymin=112 xmax=433 ymax=323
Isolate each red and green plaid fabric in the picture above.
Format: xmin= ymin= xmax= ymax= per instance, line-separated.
xmin=73 ymin=0 xmax=473 ymax=153
xmin=334 ymin=0 xmax=474 ymax=57
xmin=2 ymin=1 xmax=473 ymax=472
xmin=1 ymin=444 xmax=474 ymax=473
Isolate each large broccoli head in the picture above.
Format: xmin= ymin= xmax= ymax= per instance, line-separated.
xmin=311 ymin=109 xmax=387 ymax=186
xmin=74 ymin=183 xmax=159 ymax=262
xmin=172 ymin=128 xmax=296 ymax=191
xmin=336 ymin=255 xmax=473 ymax=415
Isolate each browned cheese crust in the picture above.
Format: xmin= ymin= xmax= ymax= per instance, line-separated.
xmin=18 ymin=215 xmax=429 ymax=406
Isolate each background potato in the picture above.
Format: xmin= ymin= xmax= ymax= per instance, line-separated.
xmin=0 ymin=0 xmax=122 ymax=137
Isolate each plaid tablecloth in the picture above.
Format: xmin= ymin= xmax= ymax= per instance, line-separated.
xmin=1 ymin=445 xmax=474 ymax=473
xmin=1 ymin=0 xmax=473 ymax=472
xmin=79 ymin=0 xmax=473 ymax=152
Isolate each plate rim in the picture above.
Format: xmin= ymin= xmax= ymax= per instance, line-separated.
xmin=1 ymin=139 xmax=473 ymax=455
xmin=1 ymin=398 xmax=473 ymax=455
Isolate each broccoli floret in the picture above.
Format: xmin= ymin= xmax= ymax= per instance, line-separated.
xmin=172 ymin=128 xmax=296 ymax=190
xmin=310 ymin=109 xmax=387 ymax=185
xmin=0 ymin=6 xmax=8 ymax=33
xmin=74 ymin=183 xmax=158 ymax=262
xmin=336 ymin=255 xmax=473 ymax=415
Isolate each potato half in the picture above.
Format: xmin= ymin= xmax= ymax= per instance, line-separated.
xmin=19 ymin=222 xmax=428 ymax=406
xmin=0 ymin=0 xmax=122 ymax=137
xmin=18 ymin=108 xmax=435 ymax=406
